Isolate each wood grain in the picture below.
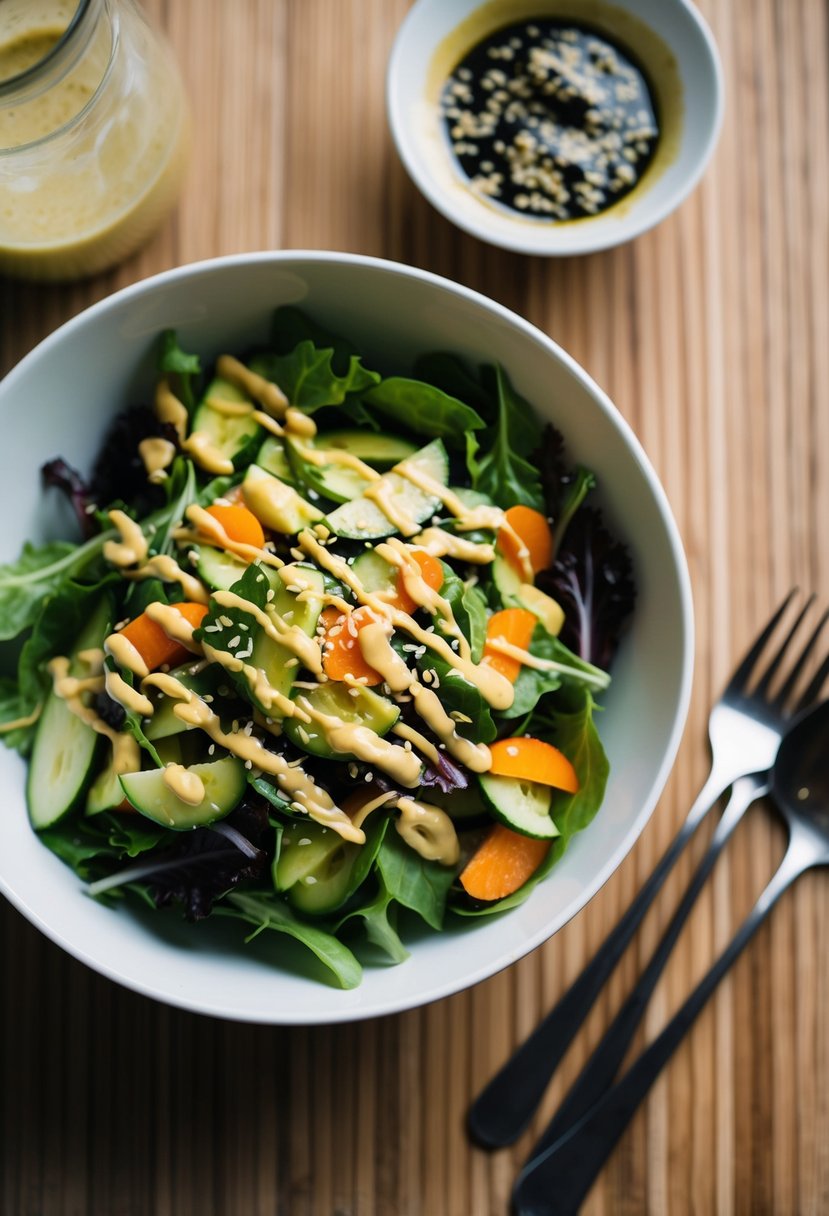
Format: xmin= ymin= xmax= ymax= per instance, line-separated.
xmin=1 ymin=1 xmax=828 ymax=1212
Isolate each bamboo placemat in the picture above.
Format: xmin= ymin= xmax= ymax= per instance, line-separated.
xmin=1 ymin=1 xmax=828 ymax=1212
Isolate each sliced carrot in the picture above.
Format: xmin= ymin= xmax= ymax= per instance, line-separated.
xmin=460 ymin=824 xmax=550 ymax=901
xmin=488 ymin=736 xmax=580 ymax=793
xmin=118 ymin=601 xmax=209 ymax=672
xmin=499 ymin=505 xmax=553 ymax=576
xmin=321 ymin=605 xmax=384 ymax=686
xmin=482 ymin=607 xmax=537 ymax=682
xmin=393 ymin=550 xmax=444 ymax=614
xmin=205 ymin=502 xmax=265 ymax=549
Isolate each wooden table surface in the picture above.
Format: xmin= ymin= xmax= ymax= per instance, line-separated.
xmin=2 ymin=1 xmax=828 ymax=1213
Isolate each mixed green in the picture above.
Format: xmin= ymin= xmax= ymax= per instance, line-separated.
xmin=0 ymin=308 xmax=635 ymax=989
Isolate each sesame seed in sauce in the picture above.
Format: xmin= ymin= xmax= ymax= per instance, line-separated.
xmin=439 ymin=19 xmax=659 ymax=222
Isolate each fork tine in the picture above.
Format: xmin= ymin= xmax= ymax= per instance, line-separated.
xmin=795 ymin=648 xmax=829 ymax=714
xmin=753 ymin=594 xmax=816 ymax=698
xmin=725 ymin=589 xmax=799 ymax=695
xmin=773 ymin=607 xmax=829 ymax=710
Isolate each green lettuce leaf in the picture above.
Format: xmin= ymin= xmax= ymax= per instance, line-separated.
xmin=474 ymin=366 xmax=544 ymax=511
xmin=220 ymin=890 xmax=363 ymax=989
xmin=363 ymin=377 xmax=485 ymax=446
xmin=251 ymin=342 xmax=380 ymax=412
xmin=375 ymin=828 xmax=457 ymax=931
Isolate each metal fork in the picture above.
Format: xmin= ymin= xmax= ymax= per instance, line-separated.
xmin=468 ymin=591 xmax=829 ymax=1150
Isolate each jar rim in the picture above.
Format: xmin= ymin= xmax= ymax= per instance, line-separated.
xmin=0 ymin=0 xmax=93 ymax=98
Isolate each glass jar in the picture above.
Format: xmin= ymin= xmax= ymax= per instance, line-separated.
xmin=0 ymin=0 xmax=188 ymax=280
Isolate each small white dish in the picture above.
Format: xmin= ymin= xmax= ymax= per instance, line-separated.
xmin=387 ymin=0 xmax=723 ymax=256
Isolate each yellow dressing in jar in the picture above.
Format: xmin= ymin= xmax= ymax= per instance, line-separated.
xmin=0 ymin=0 xmax=189 ymax=280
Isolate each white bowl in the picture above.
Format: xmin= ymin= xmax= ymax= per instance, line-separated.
xmin=387 ymin=0 xmax=723 ymax=255
xmin=0 ymin=252 xmax=693 ymax=1023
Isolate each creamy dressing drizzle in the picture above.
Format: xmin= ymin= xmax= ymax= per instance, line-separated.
xmin=166 ymin=688 xmax=364 ymax=842
xmin=211 ymin=589 xmax=322 ymax=673
xmin=298 ymin=529 xmax=514 ymax=710
xmin=181 ymin=504 xmax=285 ymax=569
xmin=103 ymin=509 xmax=148 ymax=568
xmin=200 ymin=640 xmax=299 ymax=719
xmin=127 ymin=555 xmax=210 ymax=604
xmin=145 ymin=602 xmax=203 ymax=654
xmin=154 ymin=378 xmax=188 ymax=442
xmin=411 ymin=526 xmax=496 ymax=565
xmin=163 ymin=763 xmax=205 ymax=805
xmin=295 ymin=697 xmax=423 ymax=787
xmin=48 ymin=655 xmax=141 ymax=774
xmin=181 ymin=431 xmax=235 ymax=476
xmin=393 ymin=463 xmax=535 ymax=582
xmin=216 ymin=354 xmax=288 ymax=417
xmin=105 ymin=632 xmax=149 ymax=678
xmin=138 ymin=437 xmax=176 ymax=484
xmin=363 ymin=480 xmax=421 ymax=536
xmin=293 ymin=440 xmax=380 ymax=483
xmin=395 ymin=797 xmax=459 ymax=865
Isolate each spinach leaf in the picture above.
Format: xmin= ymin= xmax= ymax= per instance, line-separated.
xmin=375 ymin=828 xmax=457 ymax=930
xmin=339 ymin=878 xmax=410 ymax=964
xmin=499 ymin=624 xmax=610 ymax=720
xmin=270 ymin=306 xmax=362 ymax=375
xmin=459 ymin=585 xmax=489 ymax=663
xmin=363 ymin=377 xmax=485 ymax=446
xmin=220 ymin=890 xmax=363 ymax=989
xmin=541 ymin=689 xmax=610 ymax=845
xmin=474 ymin=366 xmax=545 ymax=511
xmin=251 ymin=343 xmax=380 ymax=412
xmin=159 ymin=330 xmax=201 ymax=413
xmin=433 ymin=565 xmax=487 ymax=662
xmin=412 ymin=352 xmax=497 ymax=421
xmin=0 ymin=535 xmax=111 ymax=641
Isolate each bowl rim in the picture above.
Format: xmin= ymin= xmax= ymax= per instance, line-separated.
xmin=0 ymin=250 xmax=695 ymax=1022
xmin=386 ymin=0 xmax=725 ymax=256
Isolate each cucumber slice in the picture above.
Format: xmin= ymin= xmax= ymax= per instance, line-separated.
xmin=285 ymin=435 xmax=372 ymax=504
xmin=85 ymin=759 xmax=128 ymax=816
xmin=248 ymin=564 xmax=325 ymax=715
xmin=241 ymin=464 xmax=324 ymax=534
xmin=284 ymin=681 xmax=399 ymax=759
xmin=478 ymin=772 xmax=561 ymax=840
xmin=519 ymin=584 xmax=565 ymax=637
xmin=256 ymin=435 xmax=295 ymax=483
xmin=120 ymin=757 xmax=246 ymax=829
xmin=192 ymin=545 xmax=284 ymax=594
xmin=324 ymin=439 xmax=448 ymax=540
xmin=492 ymin=553 xmax=523 ymax=607
xmin=349 ymin=548 xmax=397 ymax=597
xmin=274 ymin=819 xmax=362 ymax=915
xmin=191 ymin=376 xmax=261 ymax=468
xmin=27 ymin=595 xmax=113 ymax=830
xmin=193 ymin=544 xmax=249 ymax=592
xmin=319 ymin=430 xmax=417 ymax=470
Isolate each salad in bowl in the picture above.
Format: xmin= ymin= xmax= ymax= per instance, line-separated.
xmin=0 ymin=303 xmax=634 ymax=991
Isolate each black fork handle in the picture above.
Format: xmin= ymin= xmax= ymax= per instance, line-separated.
xmin=467 ymin=771 xmax=729 ymax=1149
xmin=522 ymin=774 xmax=768 ymax=1161
xmin=512 ymin=843 xmax=807 ymax=1216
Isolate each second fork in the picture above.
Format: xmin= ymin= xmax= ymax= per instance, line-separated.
xmin=468 ymin=591 xmax=829 ymax=1150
